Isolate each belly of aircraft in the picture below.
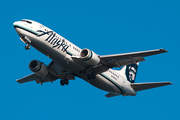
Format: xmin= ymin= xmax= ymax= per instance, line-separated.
xmin=88 ymin=75 xmax=118 ymax=93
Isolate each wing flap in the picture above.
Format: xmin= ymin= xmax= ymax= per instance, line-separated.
xmin=108 ymin=56 xmax=145 ymax=68
xmin=92 ymin=57 xmax=144 ymax=75
xmin=131 ymin=82 xmax=172 ymax=91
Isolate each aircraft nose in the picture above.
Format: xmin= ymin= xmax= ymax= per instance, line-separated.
xmin=13 ymin=21 xmax=22 ymax=34
xmin=13 ymin=21 xmax=20 ymax=27
xmin=13 ymin=22 xmax=17 ymax=26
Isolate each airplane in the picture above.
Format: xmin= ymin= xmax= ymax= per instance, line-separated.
xmin=13 ymin=19 xmax=172 ymax=98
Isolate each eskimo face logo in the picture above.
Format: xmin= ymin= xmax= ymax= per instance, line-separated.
xmin=128 ymin=66 xmax=136 ymax=81
xmin=126 ymin=64 xmax=138 ymax=83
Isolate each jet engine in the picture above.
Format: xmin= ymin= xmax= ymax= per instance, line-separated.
xmin=29 ymin=60 xmax=48 ymax=77
xmin=80 ymin=48 xmax=100 ymax=66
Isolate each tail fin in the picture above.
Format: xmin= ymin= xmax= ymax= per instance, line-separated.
xmin=118 ymin=63 xmax=139 ymax=83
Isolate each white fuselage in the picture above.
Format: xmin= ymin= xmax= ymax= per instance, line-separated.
xmin=13 ymin=20 xmax=136 ymax=96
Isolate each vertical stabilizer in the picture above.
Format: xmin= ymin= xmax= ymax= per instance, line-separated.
xmin=118 ymin=63 xmax=139 ymax=83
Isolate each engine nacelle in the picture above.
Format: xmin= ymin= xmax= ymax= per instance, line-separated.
xmin=80 ymin=48 xmax=100 ymax=66
xmin=29 ymin=60 xmax=48 ymax=77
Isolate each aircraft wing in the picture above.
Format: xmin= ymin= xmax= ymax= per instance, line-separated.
xmin=16 ymin=73 xmax=38 ymax=83
xmin=16 ymin=73 xmax=56 ymax=84
xmin=16 ymin=61 xmax=75 ymax=84
xmin=100 ymin=49 xmax=167 ymax=63
xmin=131 ymin=82 xmax=172 ymax=91
xmin=92 ymin=49 xmax=167 ymax=74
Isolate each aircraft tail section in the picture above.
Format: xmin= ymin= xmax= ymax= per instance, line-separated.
xmin=118 ymin=63 xmax=139 ymax=83
xmin=131 ymin=82 xmax=172 ymax=91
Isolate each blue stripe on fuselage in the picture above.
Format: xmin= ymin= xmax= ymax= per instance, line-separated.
xmin=99 ymin=73 xmax=126 ymax=95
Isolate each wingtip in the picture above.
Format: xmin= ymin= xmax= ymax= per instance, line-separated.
xmin=163 ymin=82 xmax=172 ymax=85
xmin=16 ymin=79 xmax=21 ymax=84
xmin=159 ymin=49 xmax=168 ymax=53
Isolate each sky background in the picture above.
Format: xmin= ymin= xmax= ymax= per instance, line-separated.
xmin=0 ymin=0 xmax=179 ymax=119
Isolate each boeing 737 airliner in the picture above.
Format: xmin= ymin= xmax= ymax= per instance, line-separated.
xmin=13 ymin=19 xmax=172 ymax=97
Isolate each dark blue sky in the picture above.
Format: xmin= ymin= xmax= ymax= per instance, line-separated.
xmin=0 ymin=0 xmax=179 ymax=120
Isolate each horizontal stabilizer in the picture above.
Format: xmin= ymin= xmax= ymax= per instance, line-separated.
xmin=131 ymin=82 xmax=172 ymax=91
xmin=105 ymin=93 xmax=121 ymax=98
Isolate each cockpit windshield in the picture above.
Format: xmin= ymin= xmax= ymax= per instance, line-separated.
xmin=21 ymin=20 xmax=32 ymax=24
